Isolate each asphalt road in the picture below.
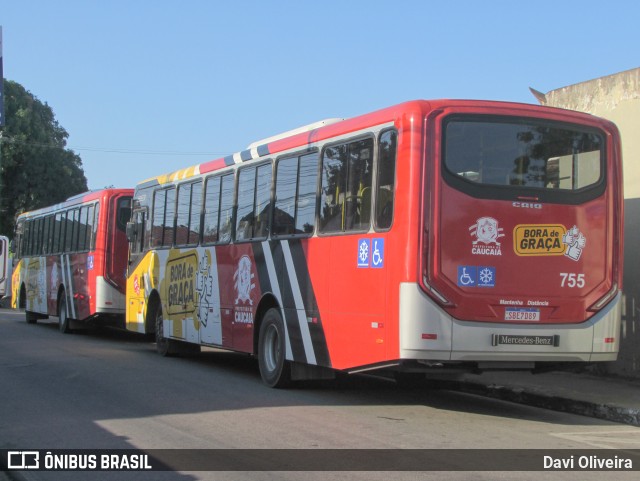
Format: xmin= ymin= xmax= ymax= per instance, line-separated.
xmin=1 ymin=309 xmax=639 ymax=481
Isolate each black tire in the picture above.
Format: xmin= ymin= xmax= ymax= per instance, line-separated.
xmin=19 ymin=285 xmax=26 ymax=309
xmin=25 ymin=309 xmax=38 ymax=324
xmin=154 ymin=304 xmax=178 ymax=356
xmin=258 ymin=308 xmax=291 ymax=388
xmin=58 ymin=295 xmax=73 ymax=334
xmin=20 ymin=286 xmax=37 ymax=324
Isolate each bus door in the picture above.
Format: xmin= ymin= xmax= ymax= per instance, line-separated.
xmin=0 ymin=235 xmax=10 ymax=302
xmin=126 ymin=208 xmax=148 ymax=332
xmin=107 ymin=195 xmax=132 ymax=292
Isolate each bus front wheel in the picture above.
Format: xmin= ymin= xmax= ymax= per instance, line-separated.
xmin=154 ymin=305 xmax=178 ymax=357
xmin=25 ymin=311 xmax=38 ymax=324
xmin=21 ymin=285 xmax=37 ymax=324
xmin=258 ymin=308 xmax=291 ymax=388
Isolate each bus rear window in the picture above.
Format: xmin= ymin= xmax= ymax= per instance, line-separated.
xmin=117 ymin=197 xmax=132 ymax=232
xmin=443 ymin=117 xmax=604 ymax=197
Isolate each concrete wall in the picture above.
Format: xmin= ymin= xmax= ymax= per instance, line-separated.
xmin=534 ymin=67 xmax=640 ymax=377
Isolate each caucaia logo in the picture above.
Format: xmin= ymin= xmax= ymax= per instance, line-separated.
xmin=234 ymin=255 xmax=255 ymax=306
xmin=469 ymin=217 xmax=505 ymax=256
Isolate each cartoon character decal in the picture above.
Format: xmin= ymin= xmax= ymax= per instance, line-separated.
xmin=196 ymin=253 xmax=215 ymax=327
xmin=234 ymin=255 xmax=255 ymax=306
xmin=470 ymin=217 xmax=504 ymax=245
xmin=562 ymin=225 xmax=587 ymax=262
xmin=469 ymin=217 xmax=504 ymax=256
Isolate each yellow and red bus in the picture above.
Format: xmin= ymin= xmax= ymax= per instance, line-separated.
xmin=0 ymin=235 xmax=11 ymax=307
xmin=125 ymin=100 xmax=623 ymax=387
xmin=12 ymin=189 xmax=133 ymax=332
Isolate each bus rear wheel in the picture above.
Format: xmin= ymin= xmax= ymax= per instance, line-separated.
xmin=258 ymin=308 xmax=291 ymax=388
xmin=154 ymin=304 xmax=178 ymax=357
xmin=58 ymin=296 xmax=73 ymax=334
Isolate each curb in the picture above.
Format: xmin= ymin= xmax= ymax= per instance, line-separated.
xmin=435 ymin=379 xmax=640 ymax=427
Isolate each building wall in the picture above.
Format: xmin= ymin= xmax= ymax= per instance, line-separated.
xmin=535 ymin=67 xmax=640 ymax=377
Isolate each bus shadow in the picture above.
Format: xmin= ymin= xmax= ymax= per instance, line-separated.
xmin=152 ymin=346 xmax=614 ymax=429
xmin=19 ymin=315 xmax=617 ymax=429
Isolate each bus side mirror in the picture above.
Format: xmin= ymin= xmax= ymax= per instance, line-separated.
xmin=126 ymin=221 xmax=136 ymax=242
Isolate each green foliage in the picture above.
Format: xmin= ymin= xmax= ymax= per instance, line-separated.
xmin=0 ymin=79 xmax=88 ymax=235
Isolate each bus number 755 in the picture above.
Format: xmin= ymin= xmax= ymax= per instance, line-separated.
xmin=560 ymin=273 xmax=585 ymax=288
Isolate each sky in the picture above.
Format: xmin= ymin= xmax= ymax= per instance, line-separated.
xmin=2 ymin=0 xmax=639 ymax=190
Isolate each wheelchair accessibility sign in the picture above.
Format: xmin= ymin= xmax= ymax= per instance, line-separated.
xmin=358 ymin=238 xmax=385 ymax=268
xmin=458 ymin=265 xmax=495 ymax=287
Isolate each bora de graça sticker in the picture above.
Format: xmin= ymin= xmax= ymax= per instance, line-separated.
xmin=513 ymin=224 xmax=565 ymax=256
xmin=513 ymin=224 xmax=587 ymax=261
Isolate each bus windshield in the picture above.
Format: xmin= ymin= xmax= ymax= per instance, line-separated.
xmin=444 ymin=117 xmax=604 ymax=192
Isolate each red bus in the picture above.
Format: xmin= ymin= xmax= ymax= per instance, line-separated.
xmin=12 ymin=189 xmax=133 ymax=332
xmin=125 ymin=100 xmax=623 ymax=386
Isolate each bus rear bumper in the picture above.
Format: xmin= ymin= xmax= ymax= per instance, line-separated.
xmin=399 ymin=283 xmax=621 ymax=364
xmin=95 ymin=276 xmax=126 ymax=314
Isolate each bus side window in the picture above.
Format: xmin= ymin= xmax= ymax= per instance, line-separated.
xmin=176 ymin=182 xmax=201 ymax=247
xmin=73 ymin=209 xmax=82 ymax=252
xmin=53 ymin=213 xmax=62 ymax=254
xmin=64 ymin=211 xmax=74 ymax=253
xmin=203 ymin=176 xmax=221 ymax=244
xmin=218 ymin=174 xmax=234 ymax=244
xmin=85 ymin=205 xmax=95 ymax=251
xmin=236 ymin=167 xmax=256 ymax=242
xmin=253 ymin=163 xmax=272 ymax=240
xmin=274 ymin=156 xmax=298 ymax=236
xmin=163 ymin=188 xmax=176 ymax=247
xmin=188 ymin=182 xmax=202 ymax=245
xmin=151 ymin=190 xmax=166 ymax=248
xmin=130 ymin=210 xmax=146 ymax=254
xmin=296 ymin=153 xmax=318 ymax=234
xmin=14 ymin=220 xmax=23 ymax=259
xmin=91 ymin=204 xmax=100 ymax=251
xmin=320 ymin=144 xmax=347 ymax=232
xmin=376 ymin=130 xmax=397 ymax=230
xmin=77 ymin=207 xmax=88 ymax=252
xmin=175 ymin=183 xmax=192 ymax=246
xmin=150 ymin=189 xmax=176 ymax=248
xmin=320 ymin=138 xmax=373 ymax=233
xmin=235 ymin=164 xmax=271 ymax=242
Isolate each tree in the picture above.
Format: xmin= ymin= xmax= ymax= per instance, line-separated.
xmin=0 ymin=79 xmax=88 ymax=235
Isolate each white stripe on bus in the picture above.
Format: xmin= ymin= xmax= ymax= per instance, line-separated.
xmin=64 ymin=254 xmax=76 ymax=319
xmin=282 ymin=240 xmax=317 ymax=365
xmin=261 ymin=241 xmax=293 ymax=360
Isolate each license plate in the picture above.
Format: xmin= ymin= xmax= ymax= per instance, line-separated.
xmin=492 ymin=334 xmax=559 ymax=347
xmin=505 ymin=308 xmax=540 ymax=321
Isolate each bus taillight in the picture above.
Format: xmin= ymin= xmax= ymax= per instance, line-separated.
xmin=589 ymin=283 xmax=619 ymax=311
xmin=422 ymin=275 xmax=454 ymax=306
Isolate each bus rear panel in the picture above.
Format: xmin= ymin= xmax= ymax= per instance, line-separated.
xmin=12 ymin=189 xmax=133 ymax=329
xmin=408 ymin=103 xmax=622 ymax=370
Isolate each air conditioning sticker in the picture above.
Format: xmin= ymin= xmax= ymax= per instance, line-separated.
xmin=358 ymin=238 xmax=385 ymax=268
xmin=457 ymin=265 xmax=496 ymax=288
